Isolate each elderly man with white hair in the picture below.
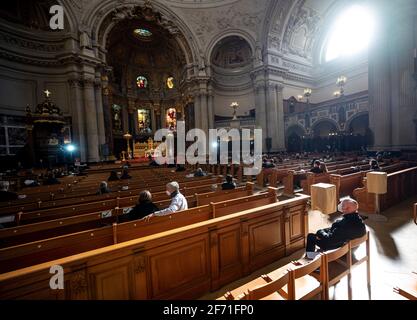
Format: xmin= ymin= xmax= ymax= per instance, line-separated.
xmin=305 ymin=198 xmax=366 ymax=258
xmin=143 ymin=181 xmax=188 ymax=221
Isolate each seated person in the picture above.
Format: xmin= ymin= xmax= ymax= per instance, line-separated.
xmin=194 ymin=167 xmax=206 ymax=177
xmin=310 ymin=160 xmax=323 ymax=174
xmin=369 ymin=159 xmax=381 ymax=171
xmin=0 ymin=181 xmax=18 ymax=202
xmin=305 ymin=198 xmax=366 ymax=257
xmin=262 ymin=159 xmax=275 ymax=168
xmin=221 ymin=174 xmax=236 ymax=190
xmin=123 ymin=161 xmax=131 ymax=168
xmin=120 ymin=190 xmax=159 ymax=222
xmin=108 ymin=170 xmax=119 ymax=181
xmin=120 ymin=168 xmax=132 ymax=180
xmin=43 ymin=172 xmax=60 ymax=185
xmin=175 ymin=164 xmax=186 ymax=172
xmin=143 ymin=182 xmax=188 ymax=220
xmin=97 ymin=181 xmax=111 ymax=195
xmin=148 ymin=155 xmax=160 ymax=167
xmin=319 ymin=162 xmax=328 ymax=173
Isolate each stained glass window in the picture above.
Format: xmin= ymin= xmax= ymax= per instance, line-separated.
xmin=133 ymin=28 xmax=152 ymax=37
xmin=138 ymin=109 xmax=152 ymax=133
xmin=136 ymin=76 xmax=148 ymax=89
xmin=167 ymin=77 xmax=174 ymax=89
xmin=166 ymin=108 xmax=177 ymax=131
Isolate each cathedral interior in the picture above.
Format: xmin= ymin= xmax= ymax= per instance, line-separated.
xmin=0 ymin=0 xmax=416 ymax=304
xmin=0 ymin=0 xmax=415 ymax=167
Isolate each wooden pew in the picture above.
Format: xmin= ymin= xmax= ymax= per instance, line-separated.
xmin=195 ymin=183 xmax=254 ymax=206
xmin=0 ymin=189 xmax=280 ymax=274
xmin=353 ymin=166 xmax=417 ymax=214
xmin=0 ymin=194 xmax=310 ymax=300
xmin=0 ymin=175 xmax=221 ymax=216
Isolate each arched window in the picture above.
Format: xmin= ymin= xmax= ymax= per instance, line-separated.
xmin=167 ymin=76 xmax=174 ymax=89
xmin=324 ymin=5 xmax=375 ymax=62
xmin=136 ymin=76 xmax=148 ymax=88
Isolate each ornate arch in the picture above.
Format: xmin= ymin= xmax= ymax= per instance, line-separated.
xmin=80 ymin=0 xmax=200 ymax=67
xmin=262 ymin=0 xmax=298 ymax=52
xmin=345 ymin=111 xmax=369 ymax=132
xmin=286 ymin=124 xmax=307 ymax=137
xmin=205 ymin=30 xmax=256 ymax=66
xmin=311 ymin=117 xmax=340 ymax=134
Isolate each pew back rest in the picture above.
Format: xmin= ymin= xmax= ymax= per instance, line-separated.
xmin=196 ymin=182 xmax=254 ymax=206
xmin=116 ymin=205 xmax=212 ymax=242
xmin=212 ymin=187 xmax=277 ymax=218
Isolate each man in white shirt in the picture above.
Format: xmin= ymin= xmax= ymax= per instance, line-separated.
xmin=143 ymin=181 xmax=188 ymax=221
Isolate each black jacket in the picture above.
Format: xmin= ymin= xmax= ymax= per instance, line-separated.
xmin=310 ymin=167 xmax=323 ymax=174
xmin=221 ymin=182 xmax=236 ymax=190
xmin=121 ymin=201 xmax=159 ymax=222
xmin=316 ymin=212 xmax=366 ymax=250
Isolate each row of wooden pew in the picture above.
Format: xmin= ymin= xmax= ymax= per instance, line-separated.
xmin=0 ymin=183 xmax=255 ymax=248
xmin=0 ymin=192 xmax=310 ymax=299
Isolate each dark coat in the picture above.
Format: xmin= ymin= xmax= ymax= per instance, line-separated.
xmin=121 ymin=201 xmax=159 ymax=222
xmin=316 ymin=212 xmax=366 ymax=250
xmin=221 ymin=182 xmax=236 ymax=190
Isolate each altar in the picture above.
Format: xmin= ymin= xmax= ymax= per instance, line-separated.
xmin=134 ymin=137 xmax=161 ymax=159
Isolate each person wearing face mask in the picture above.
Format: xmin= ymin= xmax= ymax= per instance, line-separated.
xmin=143 ymin=181 xmax=188 ymax=221
xmin=305 ymin=198 xmax=366 ymax=258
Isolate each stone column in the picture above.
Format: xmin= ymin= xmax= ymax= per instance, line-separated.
xmin=101 ymin=77 xmax=114 ymax=159
xmin=368 ymin=9 xmax=392 ymax=150
xmin=266 ymin=82 xmax=279 ymax=151
xmin=254 ymin=82 xmax=268 ymax=152
xmin=128 ymin=99 xmax=137 ymax=135
xmin=194 ymin=93 xmax=201 ymax=129
xmin=94 ymin=78 xmax=106 ymax=158
xmin=83 ymin=78 xmax=100 ymax=163
xmin=69 ymin=79 xmax=87 ymax=162
xmin=200 ymin=91 xmax=208 ymax=133
xmin=276 ymin=85 xmax=286 ymax=150
xmin=207 ymin=88 xmax=214 ymax=129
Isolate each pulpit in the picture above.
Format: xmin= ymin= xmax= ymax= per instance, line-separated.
xmin=26 ymin=90 xmax=67 ymax=167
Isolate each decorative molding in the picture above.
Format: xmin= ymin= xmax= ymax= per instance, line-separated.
xmin=69 ymin=270 xmax=88 ymax=295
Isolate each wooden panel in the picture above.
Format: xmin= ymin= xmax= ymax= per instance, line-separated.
xmin=89 ymin=260 xmax=132 ymax=300
xmin=290 ymin=212 xmax=302 ymax=240
xmin=250 ymin=216 xmax=284 ymax=257
xmin=148 ymin=235 xmax=210 ymax=299
xmin=215 ymin=226 xmax=242 ymax=288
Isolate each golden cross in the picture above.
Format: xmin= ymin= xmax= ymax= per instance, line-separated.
xmin=44 ymin=90 xmax=51 ymax=98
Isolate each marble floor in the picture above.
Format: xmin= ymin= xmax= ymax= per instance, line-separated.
xmin=200 ymin=195 xmax=417 ymax=300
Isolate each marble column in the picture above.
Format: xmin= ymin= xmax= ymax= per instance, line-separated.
xmin=368 ymin=9 xmax=392 ymax=150
xmin=200 ymin=92 xmax=209 ymax=133
xmin=369 ymin=1 xmax=417 ymax=150
xmin=194 ymin=93 xmax=202 ymax=130
xmin=69 ymin=79 xmax=87 ymax=162
xmin=255 ymin=82 xmax=268 ymax=152
xmin=101 ymin=82 xmax=114 ymax=158
xmin=83 ymin=78 xmax=100 ymax=163
xmin=266 ymin=82 xmax=279 ymax=151
xmin=207 ymin=90 xmax=214 ymax=129
xmin=276 ymin=85 xmax=286 ymax=150
xmin=94 ymin=79 xmax=106 ymax=158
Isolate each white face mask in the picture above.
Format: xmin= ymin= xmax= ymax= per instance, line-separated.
xmin=337 ymin=203 xmax=343 ymax=213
